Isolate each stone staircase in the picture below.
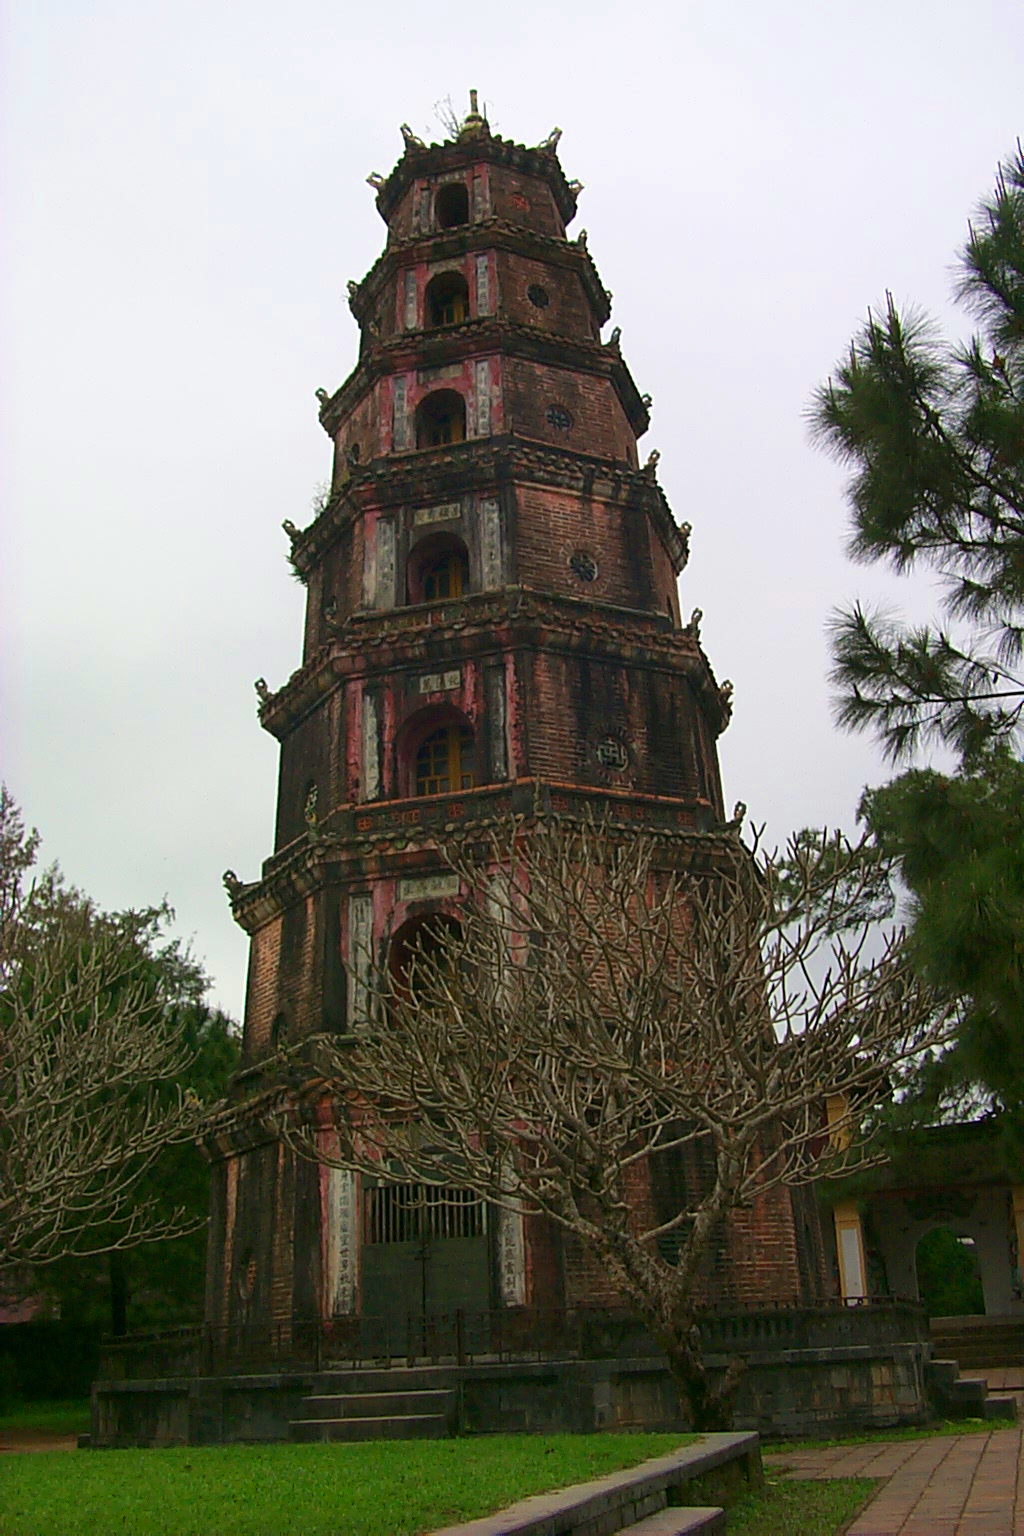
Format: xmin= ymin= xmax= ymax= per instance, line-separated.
xmin=930 ymin=1314 xmax=1024 ymax=1371
xmin=290 ymin=1373 xmax=456 ymax=1442
xmin=925 ymin=1356 xmax=1016 ymax=1421
xmin=927 ymin=1314 xmax=1024 ymax=1423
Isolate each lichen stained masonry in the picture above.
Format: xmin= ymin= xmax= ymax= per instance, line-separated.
xmin=208 ymin=98 xmax=747 ymax=1339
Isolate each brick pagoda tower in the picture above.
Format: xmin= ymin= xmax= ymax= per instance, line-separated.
xmin=207 ymin=99 xmax=823 ymax=1343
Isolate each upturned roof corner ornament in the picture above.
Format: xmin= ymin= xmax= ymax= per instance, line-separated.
xmin=687 ymin=608 xmax=703 ymax=640
xmin=642 ymin=448 xmax=660 ymax=477
xmin=720 ymin=679 xmax=734 ymax=702
xmin=255 ymin=677 xmax=270 ymax=704
xmin=366 ymin=172 xmax=385 ymax=190
xmin=222 ymin=869 xmax=244 ymax=898
xmin=723 ymin=801 xmax=747 ymax=832
xmin=400 ymin=123 xmax=426 ymax=150
xmin=304 ymin=784 xmax=319 ymax=840
xmin=567 ymin=179 xmax=584 ymax=195
xmin=539 ymin=126 xmax=562 ymax=152
xmin=606 ymin=326 xmax=621 ymax=348
xmin=282 ymin=520 xmax=300 ymax=542
xmin=641 ymin=393 xmax=653 ymax=409
xmin=576 ymin=229 xmax=588 ymax=250
xmin=315 ymin=387 xmax=330 ymax=408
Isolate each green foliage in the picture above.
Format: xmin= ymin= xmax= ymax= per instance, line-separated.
xmin=861 ymin=750 xmax=1024 ymax=1140
xmin=0 ymin=787 xmax=238 ymax=1290
xmin=812 ymin=145 xmax=1024 ymax=765
xmin=0 ymin=1434 xmax=687 ymax=1536
xmin=914 ymin=1227 xmax=985 ymax=1317
xmin=814 ymin=151 xmax=1024 ymax=1136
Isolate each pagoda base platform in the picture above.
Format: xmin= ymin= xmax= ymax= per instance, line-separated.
xmin=90 ymin=1303 xmax=933 ymax=1446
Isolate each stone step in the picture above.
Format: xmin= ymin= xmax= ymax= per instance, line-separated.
xmin=290 ymin=1413 xmax=448 ymax=1442
xmin=930 ymin=1318 xmax=1024 ymax=1371
xmin=982 ymin=1395 xmax=1017 ymax=1422
xmin=300 ymin=1389 xmax=453 ymax=1419
xmin=620 ymin=1510 xmax=725 ymax=1535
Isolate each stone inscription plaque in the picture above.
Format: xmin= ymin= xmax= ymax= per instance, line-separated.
xmin=418 ymin=669 xmax=461 ymax=694
xmin=398 ymin=872 xmax=459 ymax=902
xmin=414 ymin=501 xmax=461 ymax=526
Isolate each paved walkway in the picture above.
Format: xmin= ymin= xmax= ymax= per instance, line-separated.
xmin=765 ymin=1426 xmax=1024 ymax=1535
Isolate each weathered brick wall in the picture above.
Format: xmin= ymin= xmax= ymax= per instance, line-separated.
xmin=497 ymin=250 xmax=596 ymax=338
xmin=519 ymin=649 xmax=709 ymax=800
xmin=513 ymin=483 xmax=664 ymax=610
xmin=506 ymin=358 xmax=635 ymax=464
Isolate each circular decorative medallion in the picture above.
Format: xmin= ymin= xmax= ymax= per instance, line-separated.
xmin=569 ymin=550 xmax=598 ymax=582
xmin=596 ymin=737 xmax=629 ymax=771
xmin=527 ymin=283 xmax=550 ymax=308
xmin=546 ymin=403 xmax=573 ymax=432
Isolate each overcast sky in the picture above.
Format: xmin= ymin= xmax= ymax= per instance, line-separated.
xmin=4 ymin=0 xmax=1021 ymax=1020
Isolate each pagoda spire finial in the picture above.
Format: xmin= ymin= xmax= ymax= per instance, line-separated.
xmin=459 ymin=88 xmax=488 ymax=138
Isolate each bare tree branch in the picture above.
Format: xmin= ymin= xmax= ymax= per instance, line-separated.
xmin=260 ymin=813 xmax=950 ymax=1429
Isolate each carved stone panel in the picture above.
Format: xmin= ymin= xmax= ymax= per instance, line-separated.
xmin=326 ymin=1167 xmax=357 ymax=1315
xmin=498 ymin=1200 xmax=526 ymax=1305
xmin=485 ymin=662 xmax=508 ymax=779
xmin=475 ymin=254 xmax=491 ymax=316
xmin=403 ymin=269 xmax=417 ymax=331
xmin=474 ymin=360 xmax=491 ymax=437
xmin=479 ymin=497 xmax=503 ymax=587
xmin=347 ymin=892 xmax=373 ymax=1028
xmin=392 ymin=375 xmax=411 ymax=450
xmin=361 ymin=692 xmax=380 ymax=800
xmin=373 ymin=517 xmax=396 ymax=610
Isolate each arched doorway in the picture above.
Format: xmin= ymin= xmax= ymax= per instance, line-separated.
xmin=359 ymin=914 xmax=492 ymax=1347
xmin=915 ymin=1226 xmax=985 ymax=1317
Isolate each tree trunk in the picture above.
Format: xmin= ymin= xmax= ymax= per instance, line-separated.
xmin=658 ymin=1326 xmax=746 ymax=1431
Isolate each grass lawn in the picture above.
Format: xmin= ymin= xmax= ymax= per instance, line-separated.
xmin=0 ymin=1433 xmax=691 ymax=1536
xmin=728 ymin=1476 xmax=878 ymax=1535
xmin=764 ymin=1417 xmax=996 ymax=1454
xmin=0 ymin=1399 xmax=91 ymax=1435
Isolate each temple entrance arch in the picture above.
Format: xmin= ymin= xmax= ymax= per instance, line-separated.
xmin=359 ymin=913 xmax=492 ymax=1348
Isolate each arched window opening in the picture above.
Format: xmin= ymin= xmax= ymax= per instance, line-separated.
xmin=435 ymin=181 xmax=469 ymax=229
xmin=423 ymin=548 xmax=467 ymax=601
xmin=270 ymin=1011 xmax=288 ymax=1051
xmin=406 ymin=533 xmax=470 ymax=606
xmin=425 ymin=270 xmax=470 ymax=327
xmin=389 ymin=913 xmax=463 ymax=996
xmin=415 ymin=722 xmax=476 ymax=796
xmin=415 ymin=390 xmax=466 ymax=449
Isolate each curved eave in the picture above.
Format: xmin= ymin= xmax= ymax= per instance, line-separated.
xmin=374 ymin=133 xmax=580 ymax=227
xmin=256 ymin=585 xmax=729 ymax=741
xmin=287 ymin=438 xmax=686 ymax=582
xmin=317 ymin=318 xmax=650 ymax=443
xmin=349 ymin=219 xmax=611 ymax=330
xmin=227 ymin=794 xmax=745 ymax=933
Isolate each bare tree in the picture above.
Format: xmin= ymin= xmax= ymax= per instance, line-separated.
xmin=0 ymin=789 xmax=207 ymax=1270
xmin=278 ymin=814 xmax=950 ymax=1430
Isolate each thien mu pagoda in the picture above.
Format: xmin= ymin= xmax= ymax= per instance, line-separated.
xmin=205 ymin=98 xmax=829 ymax=1355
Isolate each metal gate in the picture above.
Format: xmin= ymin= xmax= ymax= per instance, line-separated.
xmin=360 ymin=1182 xmax=491 ymax=1353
